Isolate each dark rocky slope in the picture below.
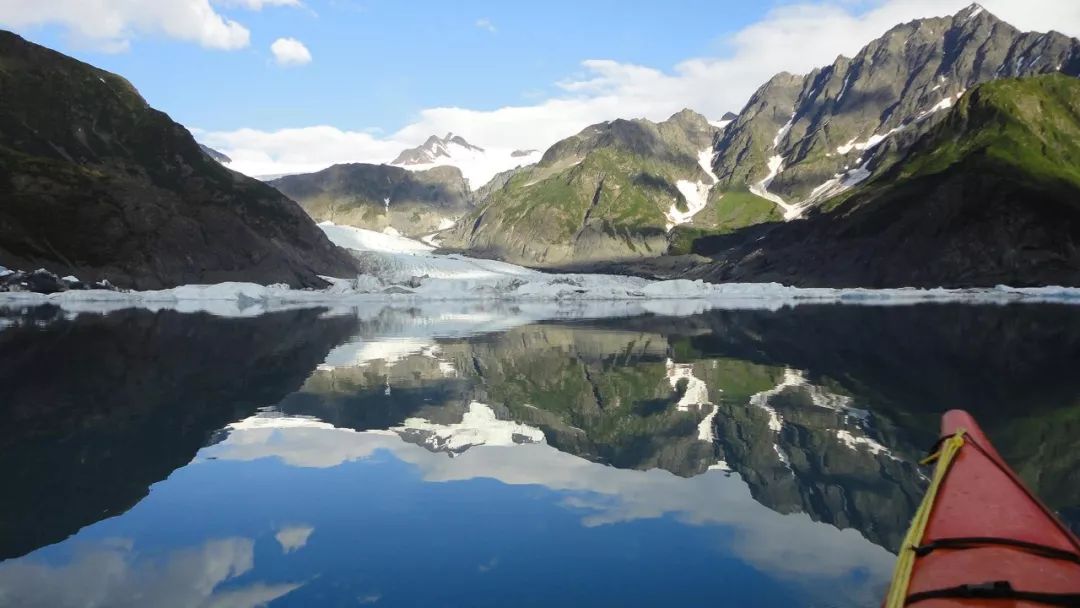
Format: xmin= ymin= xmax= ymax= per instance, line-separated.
xmin=0 ymin=31 xmax=358 ymax=289
xmin=690 ymin=74 xmax=1080 ymax=287
xmin=270 ymin=163 xmax=473 ymax=237
xmin=198 ymin=143 xmax=232 ymax=164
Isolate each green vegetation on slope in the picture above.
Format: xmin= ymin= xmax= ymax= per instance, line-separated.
xmin=451 ymin=111 xmax=716 ymax=265
xmin=669 ymin=189 xmax=782 ymax=255
xmin=895 ymin=74 xmax=1080 ymax=191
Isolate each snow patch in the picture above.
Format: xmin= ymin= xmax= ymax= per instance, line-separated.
xmin=667 ymin=359 xmax=712 ymax=412
xmin=836 ymin=72 xmax=854 ymax=103
xmin=773 ymin=444 xmax=792 ymax=469
xmin=393 ymin=401 xmax=546 ymax=453
xmin=916 ymin=90 xmax=964 ymax=120
xmin=835 ymin=126 xmax=904 ymax=156
xmin=698 ymin=147 xmax=720 ymax=183
xmin=748 ymin=368 xmax=806 ymax=432
xmin=749 ymin=113 xmax=806 ymax=219
xmin=665 ymin=148 xmax=719 ymax=231
xmin=834 ymin=430 xmax=892 ymax=457
xmin=666 ymin=358 xmax=721 ymax=449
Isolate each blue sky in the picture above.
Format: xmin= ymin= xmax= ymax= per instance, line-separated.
xmin=12 ymin=1 xmax=773 ymax=133
xmin=2 ymin=0 xmax=1077 ymax=176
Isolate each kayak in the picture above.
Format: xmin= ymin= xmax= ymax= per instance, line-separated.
xmin=884 ymin=409 xmax=1080 ymax=607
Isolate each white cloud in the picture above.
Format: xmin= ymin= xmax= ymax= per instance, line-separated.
xmin=0 ymin=0 xmax=302 ymax=52
xmin=270 ymin=37 xmax=312 ymax=67
xmin=201 ymin=126 xmax=403 ymax=176
xmin=475 ymin=18 xmax=496 ymax=33
xmin=214 ymin=0 xmax=301 ymax=8
xmin=201 ymin=0 xmax=1080 ymax=179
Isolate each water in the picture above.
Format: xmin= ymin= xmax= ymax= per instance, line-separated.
xmin=0 ymin=302 xmax=1077 ymax=607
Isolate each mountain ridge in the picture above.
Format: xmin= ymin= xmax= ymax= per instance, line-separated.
xmin=687 ymin=73 xmax=1080 ymax=287
xmin=710 ymin=3 xmax=1080 ymax=219
xmin=0 ymin=30 xmax=359 ymax=289
xmin=441 ymin=109 xmax=724 ymax=266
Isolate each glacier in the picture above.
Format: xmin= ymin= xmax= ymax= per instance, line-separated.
xmin=2 ymin=223 xmax=1078 ymax=319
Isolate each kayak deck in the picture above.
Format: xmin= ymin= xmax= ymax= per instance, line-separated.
xmin=885 ymin=410 xmax=1080 ymax=607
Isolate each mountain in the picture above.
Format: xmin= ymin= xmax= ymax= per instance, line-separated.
xmin=442 ymin=109 xmax=732 ymax=266
xmin=269 ymin=163 xmax=472 ymax=237
xmin=688 ymin=74 xmax=1080 ymax=287
xmin=390 ymin=133 xmax=541 ymax=189
xmin=198 ymin=144 xmax=231 ymax=165
xmin=0 ymin=31 xmax=358 ymax=289
xmin=707 ymin=3 xmax=1080 ymax=226
xmin=440 ymin=4 xmax=1080 ymax=275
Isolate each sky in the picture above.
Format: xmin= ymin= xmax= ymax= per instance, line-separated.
xmin=1 ymin=0 xmax=1079 ymax=177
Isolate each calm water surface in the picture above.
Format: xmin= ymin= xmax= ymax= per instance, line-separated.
xmin=0 ymin=303 xmax=1077 ymax=607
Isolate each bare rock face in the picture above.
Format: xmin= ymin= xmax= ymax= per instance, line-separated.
xmin=0 ymin=31 xmax=359 ymax=289
xmin=713 ymin=4 xmax=1080 ymax=208
xmin=391 ymin=133 xmax=485 ymax=166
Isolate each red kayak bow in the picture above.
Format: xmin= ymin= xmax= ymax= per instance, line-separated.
xmin=884 ymin=410 xmax=1080 ymax=607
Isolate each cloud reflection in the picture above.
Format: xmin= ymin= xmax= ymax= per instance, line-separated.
xmin=275 ymin=525 xmax=315 ymax=554
xmin=206 ymin=416 xmax=894 ymax=588
xmin=0 ymin=536 xmax=300 ymax=608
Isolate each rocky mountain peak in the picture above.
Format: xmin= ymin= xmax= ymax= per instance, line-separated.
xmin=710 ymin=5 xmax=1080 ymax=216
xmin=392 ymin=133 xmax=485 ymax=166
xmin=957 ymin=3 xmax=988 ymax=20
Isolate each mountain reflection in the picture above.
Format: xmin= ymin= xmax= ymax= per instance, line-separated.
xmin=0 ymin=307 xmax=360 ymax=560
xmin=271 ymin=320 xmax=928 ymax=550
xmin=0 ymin=301 xmax=1077 ymax=606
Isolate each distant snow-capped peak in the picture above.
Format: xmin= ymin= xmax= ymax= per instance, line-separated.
xmin=391 ymin=132 xmax=485 ymax=165
xmin=389 ymin=133 xmax=541 ymax=189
